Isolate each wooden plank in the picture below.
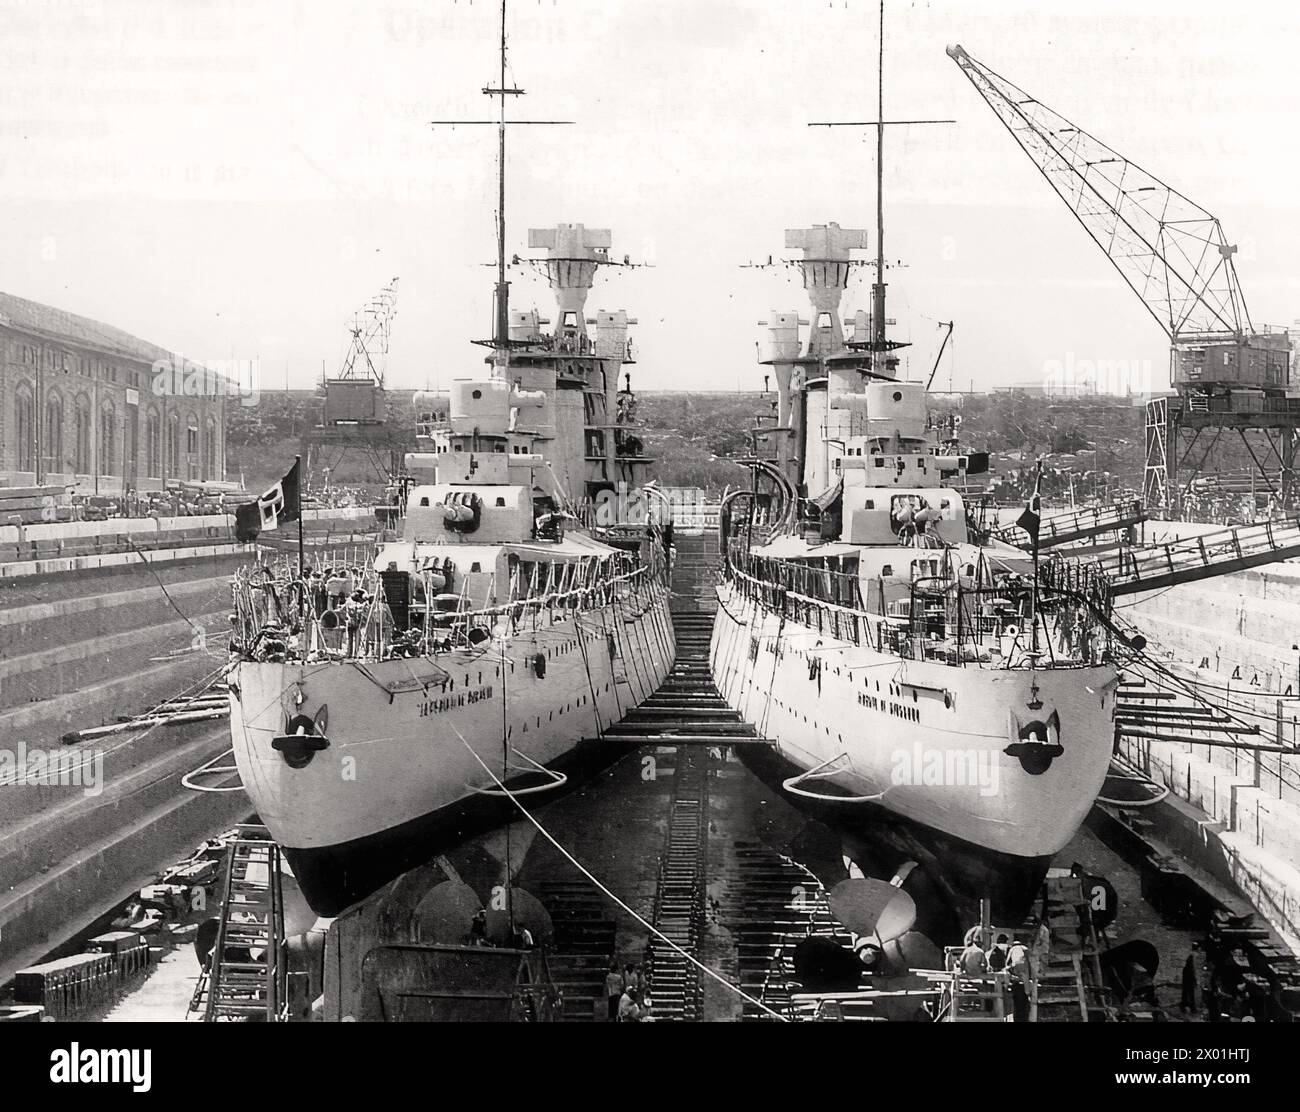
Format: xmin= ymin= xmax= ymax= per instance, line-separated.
xmin=0 ymin=484 xmax=74 ymax=500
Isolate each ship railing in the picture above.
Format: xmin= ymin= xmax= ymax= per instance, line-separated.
xmin=260 ymin=545 xmax=373 ymax=579
xmin=230 ymin=555 xmax=662 ymax=664
xmin=726 ymin=553 xmax=1111 ymax=669
xmin=911 ymin=577 xmax=1114 ymax=669
xmin=428 ymin=563 xmax=653 ymax=642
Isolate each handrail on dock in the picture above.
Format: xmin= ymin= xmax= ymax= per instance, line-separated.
xmin=1100 ymin=516 xmax=1300 ymax=596
xmin=995 ymin=498 xmax=1145 ymax=550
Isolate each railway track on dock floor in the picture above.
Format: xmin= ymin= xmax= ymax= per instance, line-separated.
xmin=636 ymin=608 xmax=720 ymax=1021
xmin=643 ymin=746 xmax=709 ymax=1020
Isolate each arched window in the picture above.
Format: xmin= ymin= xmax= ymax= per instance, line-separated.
xmin=146 ymin=408 xmax=161 ymax=478
xmin=100 ymin=400 xmax=116 ymax=478
xmin=15 ymin=383 xmax=35 ymax=473
xmin=74 ymin=396 xmax=91 ymax=473
xmin=167 ymin=412 xmax=179 ymax=475
xmin=203 ymin=416 xmax=217 ymax=478
xmin=44 ymin=390 xmax=64 ymax=474
xmin=185 ymin=413 xmax=198 ymax=479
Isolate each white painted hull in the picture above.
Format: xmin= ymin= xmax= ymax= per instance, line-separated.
xmin=230 ymin=580 xmax=674 ymax=913
xmin=710 ymin=580 xmax=1117 ymax=860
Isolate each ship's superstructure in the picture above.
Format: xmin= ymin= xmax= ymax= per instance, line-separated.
xmin=713 ymin=223 xmax=1123 ymax=924
xmin=412 ymin=223 xmax=653 ymax=518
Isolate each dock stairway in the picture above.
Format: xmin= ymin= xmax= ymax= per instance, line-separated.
xmin=668 ymin=529 xmax=720 ymax=615
xmin=729 ymin=858 xmax=851 ymax=1020
xmin=189 ymin=824 xmax=289 ymax=1022
xmin=1030 ymin=874 xmax=1110 ymax=1022
xmin=532 ymin=881 xmax=618 ymax=1022
xmin=996 ymin=498 xmax=1145 ymax=551
xmin=1114 ymin=673 xmax=1265 ymax=751
xmin=599 ymin=612 xmax=771 ymax=748
xmin=1091 ymin=516 xmax=1300 ymax=596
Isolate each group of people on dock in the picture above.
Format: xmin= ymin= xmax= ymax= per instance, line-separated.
xmin=952 ymin=919 xmax=1051 ymax=1022
xmin=606 ymin=962 xmax=654 ymax=1022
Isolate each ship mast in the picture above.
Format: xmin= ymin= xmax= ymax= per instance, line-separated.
xmin=872 ymin=0 xmax=887 ymax=363
xmin=808 ymin=0 xmax=953 ymax=376
xmin=490 ymin=0 xmax=516 ymax=350
xmin=428 ymin=0 xmax=576 ymax=936
xmin=430 ymin=0 xmax=573 ymax=352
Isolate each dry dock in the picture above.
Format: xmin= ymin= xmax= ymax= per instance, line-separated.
xmin=8 ymin=529 xmax=1298 ymax=1022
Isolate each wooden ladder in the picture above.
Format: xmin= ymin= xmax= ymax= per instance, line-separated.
xmin=1033 ymin=875 xmax=1108 ymax=1022
xmin=191 ymin=825 xmax=289 ymax=1022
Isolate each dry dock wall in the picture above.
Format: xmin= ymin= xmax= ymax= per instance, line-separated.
xmin=0 ymin=722 xmax=252 ymax=987
xmin=0 ymin=554 xmax=241 ymax=748
xmin=0 ymin=507 xmax=377 ymax=984
xmin=0 ymin=506 xmax=380 ymax=580
xmin=1123 ymin=520 xmax=1300 ymax=953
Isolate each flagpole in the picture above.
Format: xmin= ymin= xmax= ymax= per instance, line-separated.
xmin=1030 ymin=462 xmax=1041 ymax=655
xmin=295 ymin=454 xmax=304 ymax=580
xmin=1031 ymin=538 xmax=1040 ymax=655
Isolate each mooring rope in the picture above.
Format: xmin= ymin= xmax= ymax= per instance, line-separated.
xmin=454 ymin=729 xmax=788 ymax=1021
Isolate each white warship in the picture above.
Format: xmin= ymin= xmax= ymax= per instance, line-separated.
xmin=227 ymin=224 xmax=671 ymax=915
xmin=224 ymin=6 xmax=671 ymax=914
xmin=711 ymin=218 xmax=1123 ymax=924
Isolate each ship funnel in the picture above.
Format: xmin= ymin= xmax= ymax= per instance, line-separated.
xmin=591 ymin=309 xmax=635 ymax=361
xmin=845 ymin=310 xmax=872 ymax=345
xmin=509 ymin=309 xmax=546 ymax=343
xmin=759 ymin=311 xmax=804 ymax=451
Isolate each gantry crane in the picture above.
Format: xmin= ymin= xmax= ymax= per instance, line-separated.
xmin=947 ymin=44 xmax=1297 ymax=517
xmin=302 ymin=279 xmax=409 ymax=488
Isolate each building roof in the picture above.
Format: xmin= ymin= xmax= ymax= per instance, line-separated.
xmin=0 ymin=290 xmax=175 ymax=365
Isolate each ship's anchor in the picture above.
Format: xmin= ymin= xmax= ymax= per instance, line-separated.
xmin=272 ymin=705 xmax=330 ymax=769
xmin=1004 ymin=710 xmax=1063 ymax=775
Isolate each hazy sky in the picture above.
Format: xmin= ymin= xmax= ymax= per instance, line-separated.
xmin=1 ymin=0 xmax=1297 ymax=395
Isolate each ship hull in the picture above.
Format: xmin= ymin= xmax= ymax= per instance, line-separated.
xmin=231 ymin=581 xmax=674 ymax=916
xmin=735 ymin=742 xmax=1052 ymax=932
xmin=710 ymin=579 xmax=1116 ymax=925
xmin=281 ymin=735 xmax=626 ymax=915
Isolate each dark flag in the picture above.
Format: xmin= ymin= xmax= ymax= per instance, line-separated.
xmin=1016 ymin=462 xmax=1044 ymax=556
xmin=235 ymin=460 xmax=301 ymax=543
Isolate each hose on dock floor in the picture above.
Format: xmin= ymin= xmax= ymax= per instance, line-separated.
xmin=1095 ymin=755 xmax=1170 ymax=808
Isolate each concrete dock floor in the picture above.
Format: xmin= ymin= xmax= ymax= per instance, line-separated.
xmin=96 ymin=738 xmax=1231 ymax=1022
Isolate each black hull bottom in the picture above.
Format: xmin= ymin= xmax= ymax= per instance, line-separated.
xmin=283 ymin=738 xmax=624 ymax=917
xmin=736 ymin=746 xmax=1052 ymax=943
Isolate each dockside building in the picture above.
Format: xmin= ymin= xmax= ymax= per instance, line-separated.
xmin=0 ymin=292 xmax=227 ymax=493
